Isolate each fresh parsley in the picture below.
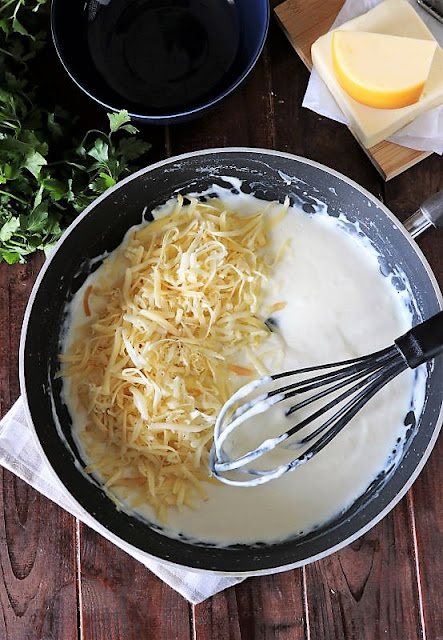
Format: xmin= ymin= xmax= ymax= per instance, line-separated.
xmin=0 ymin=0 xmax=151 ymax=263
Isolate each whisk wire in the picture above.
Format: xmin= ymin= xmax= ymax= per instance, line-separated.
xmin=296 ymin=355 xmax=407 ymax=449
xmin=285 ymin=348 xmax=405 ymax=443
xmin=215 ymin=346 xmax=400 ymax=459
xmin=211 ymin=348 xmax=408 ymax=484
xmin=255 ymin=347 xmax=393 ymax=410
xmin=210 ymin=311 xmax=443 ymax=487
xmin=237 ymin=358 xmax=408 ymax=485
xmin=211 ymin=355 xmax=407 ymax=487
xmin=275 ymin=345 xmax=395 ymax=384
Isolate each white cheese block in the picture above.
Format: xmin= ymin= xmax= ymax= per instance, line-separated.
xmin=311 ymin=0 xmax=443 ymax=148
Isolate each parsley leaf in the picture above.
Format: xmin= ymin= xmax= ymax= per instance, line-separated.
xmin=0 ymin=0 xmax=151 ymax=264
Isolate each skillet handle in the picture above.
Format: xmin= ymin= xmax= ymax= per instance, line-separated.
xmin=403 ymin=190 xmax=443 ymax=239
xmin=395 ymin=311 xmax=443 ymax=368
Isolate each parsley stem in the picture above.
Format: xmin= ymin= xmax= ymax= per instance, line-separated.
xmin=0 ymin=0 xmax=17 ymax=15
xmin=79 ymin=129 xmax=106 ymax=149
xmin=0 ymin=190 xmax=28 ymax=204
xmin=4 ymin=238 xmax=26 ymax=247
xmin=0 ymin=46 xmax=16 ymax=58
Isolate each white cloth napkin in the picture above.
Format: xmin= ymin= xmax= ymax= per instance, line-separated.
xmin=302 ymin=0 xmax=443 ymax=153
xmin=0 ymin=397 xmax=245 ymax=604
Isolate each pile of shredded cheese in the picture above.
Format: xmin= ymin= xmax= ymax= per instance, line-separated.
xmin=60 ymin=195 xmax=288 ymax=520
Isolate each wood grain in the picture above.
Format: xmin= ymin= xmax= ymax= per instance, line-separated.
xmin=0 ymin=255 xmax=78 ymax=640
xmin=305 ymin=501 xmax=424 ymax=640
xmin=0 ymin=9 xmax=442 ymax=639
xmin=0 ymin=471 xmax=78 ymax=640
xmin=273 ymin=0 xmax=431 ymax=180
xmin=167 ymin=40 xmax=275 ymax=154
xmin=194 ymin=571 xmax=307 ymax=640
xmin=362 ymin=142 xmax=432 ymax=182
xmin=384 ymin=157 xmax=443 ymax=640
xmin=274 ymin=0 xmax=338 ymax=68
xmin=410 ymin=437 xmax=443 ymax=639
xmin=78 ymin=523 xmax=192 ymax=640
xmin=0 ymin=257 xmax=44 ymax=415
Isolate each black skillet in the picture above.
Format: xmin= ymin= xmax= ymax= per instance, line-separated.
xmin=19 ymin=149 xmax=443 ymax=574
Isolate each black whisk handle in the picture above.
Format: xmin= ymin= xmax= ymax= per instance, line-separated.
xmin=395 ymin=311 xmax=443 ymax=369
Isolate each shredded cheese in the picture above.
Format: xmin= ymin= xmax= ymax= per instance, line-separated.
xmin=270 ymin=301 xmax=287 ymax=313
xmin=60 ymin=195 xmax=288 ymax=520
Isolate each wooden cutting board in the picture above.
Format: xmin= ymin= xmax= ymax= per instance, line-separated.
xmin=272 ymin=0 xmax=432 ymax=180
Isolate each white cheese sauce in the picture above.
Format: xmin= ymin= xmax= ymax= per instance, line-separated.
xmin=61 ymin=182 xmax=425 ymax=547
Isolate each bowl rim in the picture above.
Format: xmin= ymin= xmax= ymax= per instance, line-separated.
xmin=50 ymin=0 xmax=271 ymax=122
xmin=19 ymin=147 xmax=443 ymax=575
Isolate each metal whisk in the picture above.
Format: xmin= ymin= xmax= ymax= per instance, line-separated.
xmin=210 ymin=311 xmax=443 ymax=487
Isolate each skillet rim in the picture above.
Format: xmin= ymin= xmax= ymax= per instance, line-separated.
xmin=18 ymin=147 xmax=443 ymax=575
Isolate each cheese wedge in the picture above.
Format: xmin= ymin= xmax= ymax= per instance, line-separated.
xmin=311 ymin=0 xmax=443 ymax=148
xmin=331 ymin=31 xmax=437 ymax=109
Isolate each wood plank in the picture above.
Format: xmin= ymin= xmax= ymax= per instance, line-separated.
xmin=0 ymin=257 xmax=44 ymax=415
xmin=383 ymin=157 xmax=443 ymax=640
xmin=173 ymin=34 xmax=310 ymax=638
xmin=194 ymin=571 xmax=307 ymax=640
xmin=0 ymin=256 xmax=79 ymax=640
xmin=0 ymin=470 xmax=79 ymax=640
xmin=273 ymin=0 xmax=431 ymax=180
xmin=410 ymin=437 xmax=443 ymax=638
xmin=74 ymin=41 xmax=277 ymax=640
xmin=78 ymin=523 xmax=192 ymax=640
xmin=361 ymin=141 xmax=432 ymax=182
xmin=381 ymin=150 xmax=443 ymax=217
xmin=274 ymin=0 xmax=339 ymax=68
xmin=305 ymin=500 xmax=424 ymax=639
xmin=268 ymin=20 xmax=429 ymax=637
xmin=167 ymin=35 xmax=275 ymax=154
xmin=0 ymin=10 xmax=439 ymax=636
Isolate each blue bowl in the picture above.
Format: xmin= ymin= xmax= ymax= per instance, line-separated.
xmin=51 ymin=0 xmax=270 ymax=124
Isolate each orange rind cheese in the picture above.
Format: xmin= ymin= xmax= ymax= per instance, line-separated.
xmin=310 ymin=0 xmax=443 ymax=148
xmin=331 ymin=31 xmax=437 ymax=109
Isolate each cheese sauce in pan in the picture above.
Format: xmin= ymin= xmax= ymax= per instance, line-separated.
xmin=62 ymin=186 xmax=424 ymax=546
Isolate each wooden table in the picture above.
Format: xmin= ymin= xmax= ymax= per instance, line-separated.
xmin=0 ymin=16 xmax=442 ymax=640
